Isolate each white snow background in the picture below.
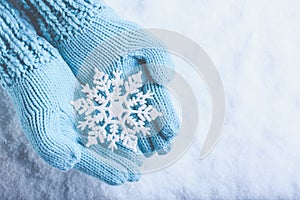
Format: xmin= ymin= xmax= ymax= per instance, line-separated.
xmin=0 ymin=0 xmax=300 ymax=199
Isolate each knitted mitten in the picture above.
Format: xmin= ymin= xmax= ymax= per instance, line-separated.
xmin=14 ymin=0 xmax=180 ymax=156
xmin=0 ymin=1 xmax=141 ymax=185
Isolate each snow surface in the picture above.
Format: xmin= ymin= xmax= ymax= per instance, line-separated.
xmin=1 ymin=0 xmax=300 ymax=199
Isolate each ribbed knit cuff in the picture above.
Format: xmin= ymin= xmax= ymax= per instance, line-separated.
xmin=15 ymin=0 xmax=107 ymax=47
xmin=0 ymin=1 xmax=56 ymax=87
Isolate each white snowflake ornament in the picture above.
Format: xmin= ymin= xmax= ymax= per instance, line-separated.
xmin=71 ymin=69 xmax=163 ymax=152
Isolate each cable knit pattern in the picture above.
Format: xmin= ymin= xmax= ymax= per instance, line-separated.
xmin=0 ymin=1 xmax=56 ymax=86
xmin=15 ymin=0 xmax=106 ymax=47
xmin=0 ymin=1 xmax=141 ymax=185
xmin=14 ymin=0 xmax=180 ymax=156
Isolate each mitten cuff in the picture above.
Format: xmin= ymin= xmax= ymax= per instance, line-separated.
xmin=0 ymin=2 xmax=56 ymax=87
xmin=16 ymin=0 xmax=106 ymax=46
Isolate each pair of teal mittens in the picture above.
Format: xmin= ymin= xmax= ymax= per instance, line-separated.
xmin=0 ymin=0 xmax=179 ymax=185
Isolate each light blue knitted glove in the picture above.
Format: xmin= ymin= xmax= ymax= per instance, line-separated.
xmin=14 ymin=0 xmax=181 ymax=156
xmin=0 ymin=1 xmax=141 ymax=185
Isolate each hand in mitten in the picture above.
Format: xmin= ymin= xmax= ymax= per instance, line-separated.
xmin=0 ymin=1 xmax=141 ymax=185
xmin=15 ymin=0 xmax=181 ymax=156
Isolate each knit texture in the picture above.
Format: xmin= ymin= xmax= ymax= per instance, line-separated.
xmin=0 ymin=1 xmax=141 ymax=185
xmin=15 ymin=0 xmax=180 ymax=156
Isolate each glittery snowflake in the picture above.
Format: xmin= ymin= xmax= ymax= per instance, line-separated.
xmin=71 ymin=69 xmax=162 ymax=152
